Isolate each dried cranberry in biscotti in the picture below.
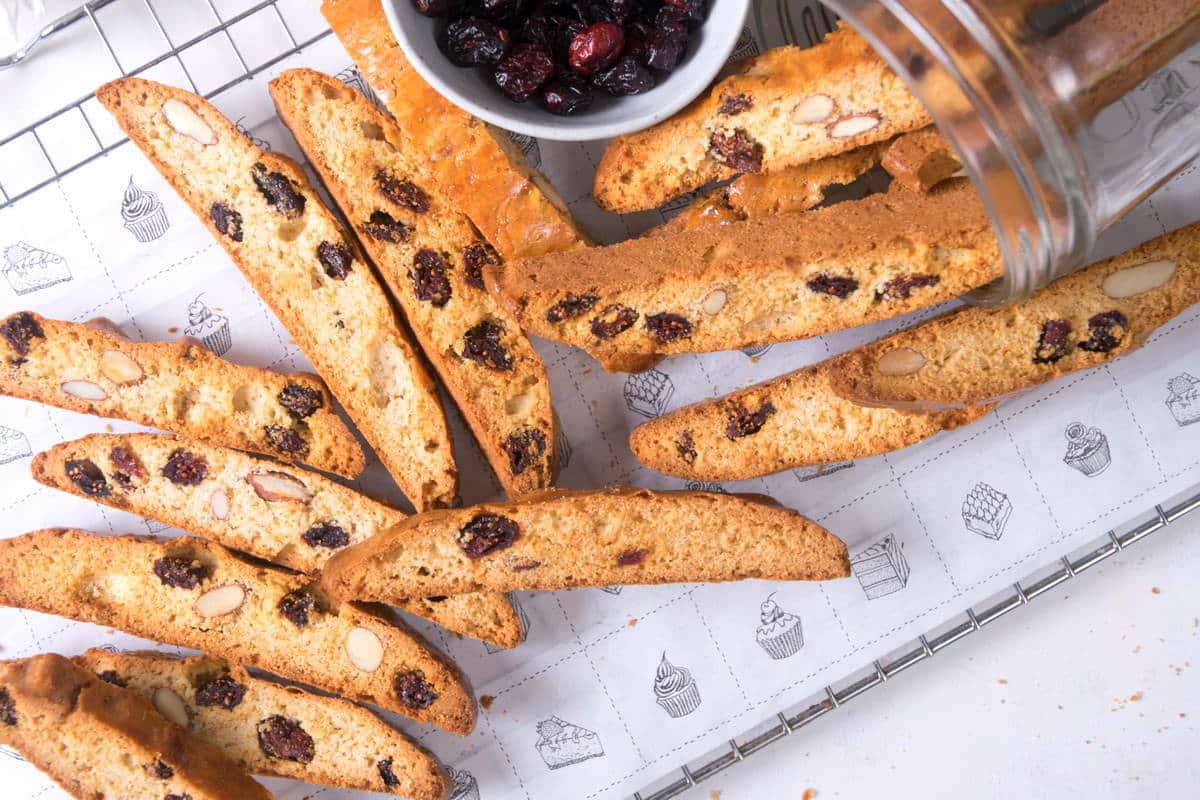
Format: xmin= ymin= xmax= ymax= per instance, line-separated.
xmin=616 ymin=547 xmax=648 ymax=565
xmin=441 ymin=17 xmax=511 ymax=67
xmin=278 ymin=383 xmax=323 ymax=419
xmin=463 ymin=243 xmax=500 ymax=289
xmin=209 ymin=202 xmax=243 ymax=242
xmin=645 ymin=312 xmax=692 ymax=342
xmin=1033 ymin=318 xmax=1072 ymax=364
xmin=726 ymin=401 xmax=776 ymax=439
xmin=1 ymin=312 xmax=44 ymax=362
xmin=459 ymin=513 xmax=520 ymax=557
xmin=807 ymin=274 xmax=859 ymax=299
xmin=546 ymin=292 xmax=600 ymax=323
xmin=301 ymin=522 xmax=350 ymax=549
xmin=109 ymin=446 xmax=146 ymax=490
xmin=394 ymin=670 xmax=438 ymax=709
xmin=251 ymin=164 xmax=305 ymax=218
xmin=503 ymin=427 xmax=547 ymax=476
xmin=874 ymin=274 xmax=939 ymax=302
xmin=719 ymin=93 xmax=753 ymax=115
xmin=1078 ymin=310 xmax=1128 ymax=353
xmin=462 ymin=320 xmax=515 ymax=371
xmin=590 ymin=303 xmax=638 ymax=338
xmin=411 ymin=249 xmax=453 ymax=307
xmin=65 ymin=459 xmax=111 ymax=497
xmin=317 ymin=241 xmax=354 ymax=280
xmin=265 ymin=425 xmax=309 ymax=456
xmin=675 ymin=430 xmax=697 ymax=463
xmin=162 ymin=449 xmax=208 ymax=485
xmin=149 ymin=759 xmax=173 ymax=779
xmin=0 ymin=688 xmax=16 ymax=726
xmin=278 ymin=590 xmax=316 ymax=628
xmin=195 ymin=675 xmax=247 ymax=710
xmin=362 ymin=210 xmax=411 ymax=243
xmin=257 ymin=715 xmax=315 ymax=763
xmin=568 ymin=22 xmax=624 ymax=76
xmin=153 ymin=556 xmax=207 ymax=589
xmin=709 ymin=129 xmax=763 ymax=172
xmin=379 ymin=758 xmax=401 ymax=788
xmin=96 ymin=670 xmax=126 ymax=687
xmin=495 ymin=42 xmax=557 ymax=102
xmin=375 ymin=170 xmax=430 ymax=213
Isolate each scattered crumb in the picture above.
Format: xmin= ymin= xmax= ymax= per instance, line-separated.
xmin=1151 ymin=587 xmax=1161 ymax=595
xmin=748 ymin=356 xmax=760 ymax=364
xmin=802 ymin=789 xmax=817 ymax=800
xmin=709 ymin=792 xmax=721 ymax=800
xmin=480 ymin=695 xmax=495 ymax=710
xmin=1132 ymin=645 xmax=1142 ymax=654
xmin=997 ymin=678 xmax=1008 ymax=685
xmin=167 ymin=326 xmax=179 ymax=333
xmin=1000 ymin=699 xmax=1007 ymax=704
xmin=1179 ymin=713 xmax=1187 ymax=718
xmin=627 ymin=618 xmax=638 ymax=627
xmin=104 ymin=423 xmax=113 ymax=432
xmin=1129 ymin=692 xmax=1143 ymax=703
xmin=1057 ymin=704 xmax=1064 ymax=711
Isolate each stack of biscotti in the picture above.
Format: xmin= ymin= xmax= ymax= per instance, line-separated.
xmin=32 ymin=432 xmax=526 ymax=649
xmin=96 ymin=77 xmax=457 ymax=511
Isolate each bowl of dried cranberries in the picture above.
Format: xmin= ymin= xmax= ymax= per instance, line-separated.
xmin=382 ymin=0 xmax=751 ymax=141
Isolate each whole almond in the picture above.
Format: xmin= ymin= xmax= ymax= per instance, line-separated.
xmin=193 ymin=584 xmax=245 ymax=618
xmin=700 ymin=288 xmax=728 ymax=315
xmin=345 ymin=626 xmax=384 ymax=672
xmin=876 ymin=347 xmax=927 ymax=376
xmin=505 ymin=392 xmax=534 ymax=416
xmin=61 ymin=380 xmax=107 ymax=401
xmin=162 ymin=98 xmax=217 ymax=146
xmin=828 ymin=112 xmax=883 ymax=139
xmin=152 ymin=686 xmax=190 ymax=728
xmin=1102 ymin=259 xmax=1176 ymax=299
xmin=794 ymin=94 xmax=836 ymax=123
xmin=98 ymin=350 xmax=144 ymax=385
xmin=210 ymin=489 xmax=230 ymax=521
xmin=245 ymin=470 xmax=312 ymax=503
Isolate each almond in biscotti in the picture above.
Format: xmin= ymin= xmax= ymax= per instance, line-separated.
xmin=61 ymin=379 xmax=107 ymax=400
xmin=827 ymin=112 xmax=882 ymax=139
xmin=98 ymin=350 xmax=144 ymax=385
xmin=245 ymin=470 xmax=312 ymax=503
xmin=162 ymin=98 xmax=217 ymax=145
xmin=1102 ymin=260 xmax=1176 ymax=298
xmin=876 ymin=347 xmax=926 ymax=376
xmin=194 ymin=584 xmax=246 ymax=618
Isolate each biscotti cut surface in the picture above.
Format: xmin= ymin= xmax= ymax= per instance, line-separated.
xmin=0 ymin=529 xmax=475 ymax=735
xmin=630 ymin=360 xmax=994 ymax=481
xmin=96 ymin=76 xmax=456 ymax=511
xmin=0 ymin=312 xmax=363 ymax=478
xmin=0 ymin=653 xmax=272 ymax=800
xmin=487 ymin=180 xmax=1002 ymax=366
xmin=322 ymin=0 xmax=590 ymax=259
xmin=880 ymin=128 xmax=961 ymax=192
xmin=75 ymin=649 xmax=448 ymax=798
xmin=33 ymin=432 xmax=525 ymax=649
xmin=593 ymin=25 xmax=931 ymax=213
xmin=322 ymin=487 xmax=850 ymax=599
xmin=830 ymin=220 xmax=1200 ymax=409
xmin=270 ymin=69 xmax=557 ymax=498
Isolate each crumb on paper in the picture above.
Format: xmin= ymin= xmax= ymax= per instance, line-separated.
xmin=1129 ymin=692 xmax=1142 ymax=702
xmin=167 ymin=326 xmax=179 ymax=333
xmin=628 ymin=617 xmax=637 ymax=627
xmin=802 ymin=789 xmax=817 ymax=800
xmin=1180 ymin=712 xmax=1187 ymax=718
xmin=1152 ymin=587 xmax=1161 ymax=594
xmin=104 ymin=423 xmax=113 ymax=432
xmin=709 ymin=791 xmax=720 ymax=800
xmin=997 ymin=678 xmax=1008 ymax=685
xmin=480 ymin=694 xmax=495 ymax=710
xmin=1057 ymin=704 xmax=1064 ymax=710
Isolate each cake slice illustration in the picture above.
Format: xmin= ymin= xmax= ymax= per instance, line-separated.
xmin=654 ymin=652 xmax=701 ymax=718
xmin=1166 ymin=374 xmax=1200 ymax=426
xmin=447 ymin=767 xmax=480 ymax=800
xmin=0 ymin=425 xmax=31 ymax=465
xmin=962 ymin=482 xmax=1012 ymax=540
xmin=755 ymin=594 xmax=804 ymax=660
xmin=120 ymin=177 xmax=169 ymax=242
xmin=534 ymin=716 xmax=604 ymax=769
xmin=851 ymin=535 xmax=910 ymax=600
xmin=183 ymin=295 xmax=231 ymax=356
xmin=3 ymin=241 xmax=71 ymax=295
xmin=1063 ymin=422 xmax=1111 ymax=477
xmin=624 ymin=369 xmax=674 ymax=418
xmin=794 ymin=462 xmax=854 ymax=482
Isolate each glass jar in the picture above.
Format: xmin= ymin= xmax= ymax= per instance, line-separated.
xmin=823 ymin=0 xmax=1200 ymax=303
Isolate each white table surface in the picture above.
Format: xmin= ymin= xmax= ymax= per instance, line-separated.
xmin=678 ymin=512 xmax=1200 ymax=799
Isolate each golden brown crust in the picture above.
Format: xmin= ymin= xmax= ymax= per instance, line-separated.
xmin=880 ymin=128 xmax=962 ymax=192
xmin=95 ymin=76 xmax=457 ymax=511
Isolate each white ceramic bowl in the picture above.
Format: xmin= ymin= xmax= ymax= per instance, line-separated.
xmin=382 ymin=0 xmax=752 ymax=141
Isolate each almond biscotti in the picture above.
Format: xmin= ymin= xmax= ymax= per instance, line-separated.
xmin=270 ymin=69 xmax=557 ymax=498
xmin=630 ymin=360 xmax=994 ymax=481
xmin=75 ymin=649 xmax=448 ymax=798
xmin=487 ymin=180 xmax=1002 ymax=369
xmin=96 ymin=77 xmax=456 ymax=511
xmin=322 ymin=0 xmax=590 ymax=259
xmin=880 ymin=128 xmax=962 ymax=192
xmin=0 ymin=653 xmax=272 ymax=800
xmin=32 ymin=432 xmax=525 ymax=649
xmin=322 ymin=487 xmax=850 ymax=600
xmin=0 ymin=312 xmax=363 ymax=478
xmin=0 ymin=529 xmax=475 ymax=735
xmin=593 ymin=24 xmax=931 ymax=213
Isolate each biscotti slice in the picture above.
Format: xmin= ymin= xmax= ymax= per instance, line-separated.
xmin=880 ymin=128 xmax=962 ymax=192
xmin=75 ymin=650 xmax=448 ymax=798
xmin=96 ymin=77 xmax=457 ymax=511
xmin=0 ymin=312 xmax=364 ymax=478
xmin=322 ymin=487 xmax=850 ymax=599
xmin=322 ymin=0 xmax=590 ymax=259
xmin=830 ymin=220 xmax=1200 ymax=410
xmin=0 ymin=653 xmax=272 ymax=800
xmin=32 ymin=432 xmax=525 ymax=649
xmin=0 ymin=529 xmax=476 ymax=735
xmin=593 ymin=24 xmax=931 ymax=213
xmin=630 ymin=360 xmax=994 ymax=480
xmin=269 ymin=69 xmax=557 ymax=498
xmin=486 ymin=180 xmax=1002 ymax=367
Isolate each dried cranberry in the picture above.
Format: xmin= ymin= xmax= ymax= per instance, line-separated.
xmin=195 ymin=675 xmax=247 ymax=710
xmin=375 ymin=170 xmax=430 ymax=213
xmin=480 ymin=0 xmax=529 ymax=22
xmin=153 ymin=556 xmax=207 ymax=589
xmin=495 ymin=42 xmax=557 ymax=102
xmin=459 ymin=513 xmax=520 ymax=558
xmin=65 ymin=459 xmax=110 ymax=497
xmin=605 ymin=0 xmax=638 ymax=23
xmin=719 ymin=93 xmax=752 ymax=115
xmin=394 ymin=670 xmax=438 ymax=709
xmin=441 ymin=17 xmax=510 ymax=67
xmin=807 ymin=274 xmax=859 ymax=299
xmin=96 ymin=670 xmax=126 ymax=687
xmin=209 ymin=202 xmax=243 ymax=242
xmin=675 ymin=430 xmax=697 ymax=463
xmin=646 ymin=312 xmax=692 ymax=342
xmin=726 ymin=401 xmax=776 ymax=439
xmin=162 ymin=449 xmax=208 ymax=486
xmin=520 ymin=16 xmax=585 ymax=62
xmin=645 ymin=15 xmax=688 ymax=70
xmin=462 ymin=320 xmax=515 ymax=371
xmin=543 ymin=75 xmax=595 ymax=115
xmin=411 ymin=249 xmax=453 ymax=307
xmin=593 ymin=56 xmax=655 ymax=95
xmin=426 ymin=595 xmax=448 ymax=602
xmin=1078 ymin=310 xmax=1128 ymax=353
xmin=251 ymin=163 xmax=306 ymax=218
xmin=568 ymin=22 xmax=624 ymax=75
xmin=317 ymin=241 xmax=354 ymax=280
xmin=278 ymin=383 xmax=323 ymax=419
xmin=590 ymin=303 xmax=638 ymax=338
xmin=278 ymin=590 xmax=315 ymax=628
xmin=150 ymin=759 xmax=174 ymax=779
xmin=412 ymin=0 xmax=462 ymax=16
xmin=616 ymin=547 xmax=648 ymax=565
xmin=379 ymin=758 xmax=401 ymax=788
xmin=546 ymin=292 xmax=600 ymax=322
xmin=623 ymin=20 xmax=653 ymax=63
xmin=1 ymin=312 xmax=44 ymax=362
xmin=709 ymin=129 xmax=763 ymax=172
xmin=662 ymin=0 xmax=705 ymax=24
xmin=1033 ymin=319 xmax=1073 ymax=364
xmin=257 ymin=715 xmax=315 ymax=763
xmin=874 ymin=274 xmax=940 ymax=302
xmin=265 ymin=425 xmax=309 ymax=456
xmin=109 ymin=446 xmax=146 ymax=482
xmin=362 ymin=210 xmax=411 ymax=243
xmin=463 ymin=243 xmax=500 ymax=290
xmin=301 ymin=522 xmax=350 ymax=549
xmin=165 ymin=794 xmax=192 ymax=800
xmin=503 ymin=428 xmax=547 ymax=476
xmin=0 ymin=688 xmax=13 ymax=726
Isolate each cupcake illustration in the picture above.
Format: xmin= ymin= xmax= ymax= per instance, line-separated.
xmin=534 ymin=716 xmax=604 ymax=769
xmin=1063 ymin=422 xmax=1111 ymax=477
xmin=447 ymin=767 xmax=480 ymax=800
xmin=184 ymin=294 xmax=231 ymax=356
xmin=0 ymin=425 xmax=31 ymax=465
xmin=3 ymin=241 xmax=71 ymax=295
xmin=755 ymin=594 xmax=804 ymax=660
xmin=121 ymin=178 xmax=169 ymax=242
xmin=654 ymin=652 xmax=701 ymax=718
xmin=1166 ymin=374 xmax=1200 ymax=426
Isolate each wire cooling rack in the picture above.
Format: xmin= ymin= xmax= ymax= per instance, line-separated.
xmin=3 ymin=3 xmax=1198 ymax=799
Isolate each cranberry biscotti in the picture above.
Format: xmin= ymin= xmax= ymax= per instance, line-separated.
xmin=323 ymin=487 xmax=850 ymax=600
xmin=96 ymin=77 xmax=457 ymax=511
xmin=33 ymin=432 xmax=525 ymax=649
xmin=75 ymin=649 xmax=448 ymax=798
xmin=0 ymin=529 xmax=475 ymax=735
xmin=0 ymin=312 xmax=363 ymax=478
xmin=0 ymin=653 xmax=272 ymax=800
xmin=270 ymin=69 xmax=557 ymax=498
